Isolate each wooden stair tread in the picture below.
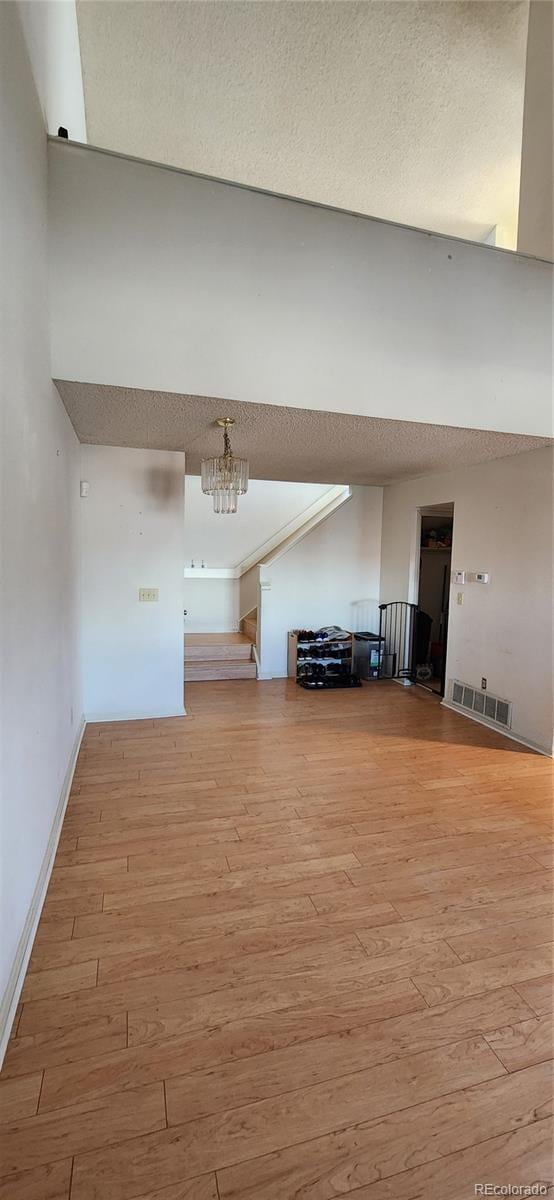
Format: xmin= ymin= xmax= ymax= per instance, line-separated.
xmin=185 ymin=659 xmax=257 ymax=681
xmin=187 ymin=648 xmax=254 ymax=667
xmin=186 ymin=633 xmax=252 ymax=645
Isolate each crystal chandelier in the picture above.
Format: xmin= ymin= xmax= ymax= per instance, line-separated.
xmin=201 ymin=418 xmax=249 ymax=514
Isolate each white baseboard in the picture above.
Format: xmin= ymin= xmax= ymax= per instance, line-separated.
xmin=0 ymin=716 xmax=86 ymax=1067
xmin=84 ymin=706 xmax=186 ymax=723
xmin=440 ymin=699 xmax=552 ymax=758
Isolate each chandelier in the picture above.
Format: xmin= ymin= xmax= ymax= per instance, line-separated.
xmin=201 ymin=418 xmax=249 ymax=514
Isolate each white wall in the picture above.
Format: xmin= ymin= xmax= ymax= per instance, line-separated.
xmin=80 ymin=446 xmax=186 ymax=720
xmin=0 ymin=2 xmax=82 ymax=1054
xmin=17 ymin=0 xmax=86 ymax=141
xmin=380 ymin=447 xmax=554 ymax=754
xmin=48 ymin=140 xmax=553 ymax=438
xmin=260 ymin=487 xmax=383 ymax=678
xmin=184 ymin=476 xmax=332 ymax=568
xmin=184 ymin=578 xmax=239 ymax=635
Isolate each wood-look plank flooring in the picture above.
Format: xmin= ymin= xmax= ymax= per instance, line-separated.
xmin=1 ymin=678 xmax=553 ymax=1199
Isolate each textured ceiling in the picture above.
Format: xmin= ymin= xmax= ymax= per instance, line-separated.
xmin=55 ymin=382 xmax=549 ymax=486
xmin=76 ymin=0 xmax=528 ymax=246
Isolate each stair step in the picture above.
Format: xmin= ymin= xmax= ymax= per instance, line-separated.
xmin=185 ymin=641 xmax=253 ymax=661
xmin=185 ymin=659 xmax=257 ymax=681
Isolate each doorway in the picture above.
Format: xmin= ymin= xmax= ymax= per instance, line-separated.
xmin=415 ymin=503 xmax=454 ymax=696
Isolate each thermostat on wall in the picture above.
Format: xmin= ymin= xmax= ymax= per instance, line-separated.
xmin=474 ymin=572 xmax=490 ymax=584
xmin=452 ymin=570 xmax=465 ymax=585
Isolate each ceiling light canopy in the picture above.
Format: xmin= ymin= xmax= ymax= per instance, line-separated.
xmin=201 ymin=417 xmax=249 ymax=514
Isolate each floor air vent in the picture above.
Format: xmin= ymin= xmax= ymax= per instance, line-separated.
xmin=449 ymin=680 xmax=512 ymax=730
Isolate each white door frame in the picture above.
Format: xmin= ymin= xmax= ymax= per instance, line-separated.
xmin=409 ymin=502 xmax=455 ymax=606
xmin=407 ymin=508 xmax=423 ymax=605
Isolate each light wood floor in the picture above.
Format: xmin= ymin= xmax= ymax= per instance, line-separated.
xmin=1 ymin=679 xmax=553 ymax=1199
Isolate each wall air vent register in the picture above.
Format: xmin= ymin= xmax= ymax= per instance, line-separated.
xmin=450 ymin=680 xmax=512 ymax=730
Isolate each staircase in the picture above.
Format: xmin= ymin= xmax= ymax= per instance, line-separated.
xmin=184 ymin=632 xmax=257 ymax=682
xmin=240 ymin=609 xmax=257 ymax=644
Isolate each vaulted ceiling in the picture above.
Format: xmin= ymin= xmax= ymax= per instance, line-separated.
xmin=76 ymin=0 xmax=529 ymax=247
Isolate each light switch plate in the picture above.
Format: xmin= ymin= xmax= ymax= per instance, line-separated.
xmin=139 ymin=588 xmax=159 ymax=602
xmin=457 ymin=592 xmax=464 ymax=605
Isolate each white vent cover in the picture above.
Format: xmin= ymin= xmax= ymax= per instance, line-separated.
xmin=449 ymin=680 xmax=512 ymax=729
